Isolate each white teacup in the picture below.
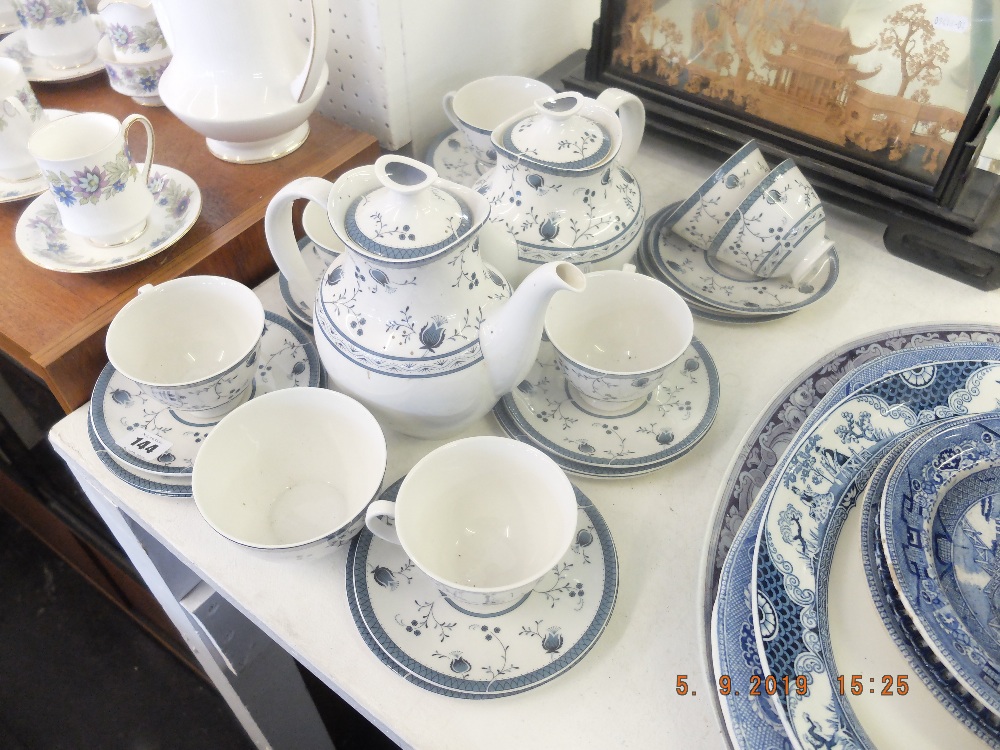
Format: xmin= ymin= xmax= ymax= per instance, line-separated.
xmin=544 ymin=266 xmax=694 ymax=415
xmin=29 ymin=111 xmax=155 ymax=246
xmin=365 ymin=436 xmax=577 ymax=609
xmin=0 ymin=98 xmax=40 ymax=182
xmin=709 ymin=159 xmax=833 ymax=284
xmin=106 ymin=276 xmax=265 ymax=420
xmin=665 ymin=140 xmax=770 ymax=250
xmin=192 ymin=388 xmax=387 ymax=560
xmin=13 ymin=0 xmax=101 ymax=69
xmin=443 ymin=75 xmax=555 ymax=165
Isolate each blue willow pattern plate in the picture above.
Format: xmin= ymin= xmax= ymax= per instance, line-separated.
xmin=346 ymin=480 xmax=617 ymax=699
xmin=752 ymin=342 xmax=1000 ymax=749
xmin=423 ymin=129 xmax=492 ymax=189
xmin=500 ymin=339 xmax=718 ymax=469
xmin=15 ymin=164 xmax=201 ymax=273
xmin=643 ymin=203 xmax=839 ymax=315
xmin=859 ymin=434 xmax=1000 ymax=745
xmin=87 ymin=418 xmax=192 ymax=498
xmin=90 ymin=311 xmax=320 ymax=476
xmin=882 ymin=415 xmax=1000 ymax=716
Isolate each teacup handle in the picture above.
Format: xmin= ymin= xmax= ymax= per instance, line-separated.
xmin=596 ymin=88 xmax=645 ymax=168
xmin=364 ymin=500 xmax=401 ymax=545
xmin=122 ymin=113 xmax=154 ymax=184
xmin=264 ymin=176 xmax=335 ymax=308
xmin=442 ymin=90 xmax=461 ymax=131
xmin=1 ymin=95 xmax=32 ymax=134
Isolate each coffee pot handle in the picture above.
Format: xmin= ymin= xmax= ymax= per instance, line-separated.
xmin=293 ymin=0 xmax=330 ymax=103
xmin=596 ymin=88 xmax=645 ymax=168
xmin=122 ymin=113 xmax=154 ymax=183
xmin=264 ymin=176 xmax=334 ymax=309
xmin=364 ymin=500 xmax=401 ymax=545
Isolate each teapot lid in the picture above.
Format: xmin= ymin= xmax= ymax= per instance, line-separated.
xmin=497 ymin=92 xmax=612 ymax=171
xmin=345 ymin=156 xmax=473 ymax=260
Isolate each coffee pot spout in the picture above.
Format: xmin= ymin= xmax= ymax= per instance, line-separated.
xmin=479 ymin=262 xmax=585 ymax=399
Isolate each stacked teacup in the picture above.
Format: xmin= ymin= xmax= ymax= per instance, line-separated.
xmin=95 ymin=0 xmax=171 ymax=107
xmin=0 ymin=57 xmax=48 ymax=188
xmin=11 ymin=0 xmax=101 ymax=70
xmin=637 ymin=141 xmax=839 ymax=323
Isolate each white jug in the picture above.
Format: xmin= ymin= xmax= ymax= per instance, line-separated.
xmin=152 ymin=0 xmax=329 ymax=163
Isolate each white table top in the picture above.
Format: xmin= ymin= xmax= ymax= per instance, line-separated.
xmin=49 ymin=135 xmax=1000 ymax=750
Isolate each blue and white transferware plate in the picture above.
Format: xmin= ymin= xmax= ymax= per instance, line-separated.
xmin=91 ymin=311 xmax=320 ymax=476
xmin=859 ymin=435 xmax=1000 ymax=746
xmin=278 ymin=235 xmax=340 ymax=328
xmin=881 ymin=414 xmax=1000 ymax=717
xmin=423 ymin=128 xmax=491 ymax=188
xmin=15 ymin=164 xmax=201 ymax=273
xmin=644 ymin=203 xmax=838 ymax=315
xmin=0 ymin=108 xmax=73 ymax=203
xmin=87 ymin=419 xmax=192 ymax=498
xmin=499 ymin=338 xmax=719 ymax=470
xmin=347 ymin=480 xmax=617 ymax=698
xmin=751 ymin=342 xmax=1000 ymax=749
xmin=0 ymin=29 xmax=104 ymax=83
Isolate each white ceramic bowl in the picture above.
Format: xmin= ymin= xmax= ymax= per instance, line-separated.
xmin=366 ymin=436 xmax=576 ymax=607
xmin=106 ymin=276 xmax=264 ymax=419
xmin=544 ymin=267 xmax=693 ymax=414
xmin=193 ymin=388 xmax=387 ymax=560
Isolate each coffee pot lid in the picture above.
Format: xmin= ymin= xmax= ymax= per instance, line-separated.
xmin=497 ymin=92 xmax=612 ymax=171
xmin=345 ymin=156 xmax=473 ymax=260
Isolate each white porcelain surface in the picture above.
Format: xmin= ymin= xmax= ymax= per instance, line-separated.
xmin=365 ymin=436 xmax=576 ymax=608
xmin=302 ymin=199 xmax=341 ymax=253
xmin=87 ymin=417 xmax=192 ymax=497
xmin=266 ymin=153 xmax=585 ymax=439
xmin=97 ymin=0 xmax=167 ymax=63
xmin=442 ymin=75 xmax=554 ymax=165
xmin=29 ymin=111 xmax=154 ymax=245
xmin=710 ymin=160 xmax=832 ymax=284
xmin=12 ymin=0 xmax=101 ymax=68
xmin=91 ymin=310 xmax=319 ymax=477
xmin=193 ymin=388 xmax=386 ymax=559
xmin=106 ymin=275 xmax=264 ymax=418
xmin=152 ymin=0 xmax=328 ymax=162
xmin=0 ymin=28 xmax=103 ymax=81
xmin=474 ymin=88 xmax=645 ymax=286
xmin=15 ymin=162 xmax=199 ymax=270
xmin=665 ymin=140 xmax=769 ymax=250
xmin=0 ymin=56 xmax=45 ymax=180
xmin=423 ymin=128 xmax=490 ymax=188
xmin=97 ymin=35 xmax=168 ymax=106
xmin=278 ymin=235 xmax=339 ymax=327
xmin=545 ymin=267 xmax=693 ymax=414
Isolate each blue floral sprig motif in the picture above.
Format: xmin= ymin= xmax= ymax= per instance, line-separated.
xmin=556 ymin=129 xmax=600 ymax=159
xmin=384 ymin=306 xmax=485 ymax=354
xmin=637 ymin=422 xmax=677 ymax=446
xmin=395 ymin=600 xmax=456 ymax=643
xmin=571 ymin=525 xmax=595 ymax=564
xmin=520 ymin=620 xmax=566 ymax=659
xmin=14 ymin=0 xmax=84 ymax=28
xmin=654 ymin=384 xmax=692 ymax=419
xmin=368 ymin=560 xmax=413 ymax=592
xmin=696 ymin=274 xmax=735 ymax=298
xmin=532 ymin=562 xmax=586 ymax=611
xmin=468 ymin=625 xmax=520 ymax=681
xmin=255 ymin=338 xmax=305 ymax=387
xmin=567 ymin=188 xmax=619 ymax=246
xmin=106 ymin=20 xmax=166 ymax=55
xmin=680 ymin=357 xmax=701 ymax=385
xmin=584 ymin=421 xmax=634 ymax=461
xmin=615 ymin=169 xmax=638 ymax=212
xmin=45 ymin=151 xmax=138 ymax=207
xmin=791 ymin=177 xmax=819 ymax=210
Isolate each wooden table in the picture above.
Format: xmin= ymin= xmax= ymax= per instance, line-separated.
xmin=0 ymin=73 xmax=380 ymax=413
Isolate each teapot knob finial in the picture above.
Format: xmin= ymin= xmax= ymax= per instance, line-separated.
xmin=375 ymin=154 xmax=437 ymax=195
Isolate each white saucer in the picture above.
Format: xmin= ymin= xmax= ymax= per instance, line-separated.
xmin=0 ymin=109 xmax=74 ymax=203
xmin=88 ymin=418 xmax=193 ymax=498
xmin=423 ymin=129 xmax=492 ymax=188
xmin=90 ymin=311 xmax=320 ymax=477
xmin=0 ymin=29 xmax=104 ymax=83
xmin=15 ymin=164 xmax=201 ymax=273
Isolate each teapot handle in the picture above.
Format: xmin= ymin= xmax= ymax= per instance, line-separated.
xmin=596 ymin=88 xmax=645 ymax=168
xmin=264 ymin=176 xmax=334 ymax=309
xmin=292 ymin=0 xmax=330 ymax=103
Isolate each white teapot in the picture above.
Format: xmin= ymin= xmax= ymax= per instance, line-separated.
xmin=265 ymin=155 xmax=585 ymax=439
xmin=474 ymin=89 xmax=646 ymax=286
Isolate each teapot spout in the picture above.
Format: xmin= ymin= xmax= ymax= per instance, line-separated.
xmin=480 ymin=262 xmax=585 ymax=399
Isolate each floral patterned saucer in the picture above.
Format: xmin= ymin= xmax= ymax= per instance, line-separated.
xmin=347 ymin=479 xmax=618 ymax=699
xmin=0 ymin=109 xmax=73 ymax=203
xmin=87 ymin=419 xmax=193 ymax=498
xmin=278 ymin=235 xmax=339 ymax=328
xmin=90 ymin=311 xmax=320 ymax=478
xmin=15 ymin=164 xmax=201 ymax=273
xmin=498 ymin=339 xmax=719 ymax=472
xmin=423 ymin=129 xmax=492 ymax=188
xmin=644 ymin=203 xmax=839 ymax=316
xmin=0 ymin=30 xmax=104 ymax=82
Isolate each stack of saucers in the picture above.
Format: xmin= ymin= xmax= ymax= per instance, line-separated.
xmin=88 ymin=277 xmax=322 ymax=497
xmin=639 ymin=141 xmax=839 ymax=324
xmin=711 ymin=333 xmax=1000 ymax=749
